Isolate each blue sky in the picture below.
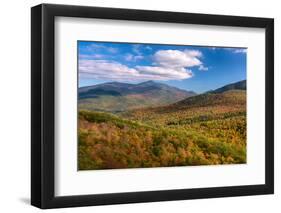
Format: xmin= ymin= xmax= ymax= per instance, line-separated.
xmin=78 ymin=41 xmax=246 ymax=93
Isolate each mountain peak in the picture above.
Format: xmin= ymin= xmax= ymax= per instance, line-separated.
xmin=137 ymin=80 xmax=157 ymax=85
xmin=211 ymin=80 xmax=246 ymax=93
xmin=79 ymin=81 xmax=196 ymax=112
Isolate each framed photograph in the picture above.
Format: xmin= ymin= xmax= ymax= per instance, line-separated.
xmin=31 ymin=4 xmax=274 ymax=209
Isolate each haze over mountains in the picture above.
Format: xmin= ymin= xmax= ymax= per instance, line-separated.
xmin=78 ymin=80 xmax=246 ymax=113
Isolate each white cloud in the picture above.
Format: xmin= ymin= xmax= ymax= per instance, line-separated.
xmin=88 ymin=43 xmax=104 ymax=49
xmin=124 ymin=54 xmax=144 ymax=62
xmin=136 ymin=66 xmax=193 ymax=79
xmin=132 ymin=44 xmax=142 ymax=55
xmin=79 ymin=54 xmax=104 ymax=59
xmin=79 ymin=49 xmax=207 ymax=81
xmin=134 ymin=55 xmax=144 ymax=60
xmin=83 ymin=43 xmax=118 ymax=54
xmin=79 ymin=60 xmax=137 ymax=77
xmin=145 ymin=46 xmax=153 ymax=51
xmin=79 ymin=59 xmax=192 ymax=81
xmin=154 ymin=49 xmax=202 ymax=68
xmin=122 ymin=45 xmax=146 ymax=62
xmin=183 ymin=49 xmax=203 ymax=57
xmin=124 ymin=54 xmax=133 ymax=61
xmin=198 ymin=65 xmax=208 ymax=71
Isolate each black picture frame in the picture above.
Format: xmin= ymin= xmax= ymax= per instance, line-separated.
xmin=31 ymin=3 xmax=274 ymax=209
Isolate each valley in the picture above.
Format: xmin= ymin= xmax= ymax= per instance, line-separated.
xmin=78 ymin=80 xmax=247 ymax=170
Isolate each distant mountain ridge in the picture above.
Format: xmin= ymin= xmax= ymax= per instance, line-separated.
xmin=172 ymin=79 xmax=246 ymax=110
xmin=210 ymin=80 xmax=246 ymax=94
xmin=78 ymin=80 xmax=246 ymax=113
xmin=124 ymin=79 xmax=247 ymax=116
xmin=79 ymin=81 xmax=195 ymax=98
xmin=78 ymin=81 xmax=196 ymax=112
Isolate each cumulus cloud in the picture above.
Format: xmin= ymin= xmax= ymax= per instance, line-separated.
xmin=124 ymin=54 xmax=144 ymax=62
xmin=79 ymin=60 xmax=138 ymax=79
xmin=136 ymin=65 xmax=193 ymax=79
xmin=79 ymin=49 xmax=206 ymax=81
xmin=198 ymin=65 xmax=208 ymax=71
xmin=184 ymin=49 xmax=203 ymax=57
xmin=154 ymin=50 xmax=202 ymax=68
xmin=128 ymin=45 xmax=145 ymax=62
xmin=79 ymin=59 xmax=192 ymax=81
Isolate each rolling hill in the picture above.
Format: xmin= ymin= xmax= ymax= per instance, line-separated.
xmin=123 ymin=90 xmax=246 ymax=125
xmin=123 ymin=80 xmax=246 ymax=117
xmin=78 ymin=81 xmax=196 ymax=112
xmin=78 ymin=80 xmax=247 ymax=170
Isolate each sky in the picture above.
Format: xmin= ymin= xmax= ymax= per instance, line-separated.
xmin=78 ymin=41 xmax=246 ymax=93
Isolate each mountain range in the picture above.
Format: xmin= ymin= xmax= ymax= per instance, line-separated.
xmin=78 ymin=79 xmax=247 ymax=170
xmin=79 ymin=81 xmax=196 ymax=112
xmin=78 ymin=80 xmax=246 ymax=112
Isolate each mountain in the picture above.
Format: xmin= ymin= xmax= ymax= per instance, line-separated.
xmin=78 ymin=81 xmax=196 ymax=112
xmin=171 ymin=90 xmax=246 ymax=111
xmin=78 ymin=81 xmax=247 ymax=170
xmin=123 ymin=80 xmax=246 ymax=117
xmin=210 ymin=80 xmax=246 ymax=93
xmin=125 ymin=90 xmax=246 ymax=118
